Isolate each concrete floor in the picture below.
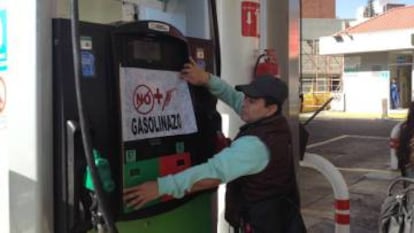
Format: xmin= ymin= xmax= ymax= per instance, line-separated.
xmin=299 ymin=119 xmax=401 ymax=233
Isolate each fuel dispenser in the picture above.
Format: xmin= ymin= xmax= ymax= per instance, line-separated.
xmin=53 ymin=19 xmax=220 ymax=233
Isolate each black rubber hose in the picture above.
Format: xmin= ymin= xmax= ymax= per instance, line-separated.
xmin=303 ymin=97 xmax=334 ymax=126
xmin=69 ymin=0 xmax=118 ymax=232
xmin=253 ymin=53 xmax=266 ymax=77
xmin=209 ymin=0 xmax=221 ymax=76
xmin=299 ymin=0 xmax=303 ymax=96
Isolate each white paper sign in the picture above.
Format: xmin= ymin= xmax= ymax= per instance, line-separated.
xmin=120 ymin=67 xmax=198 ymax=141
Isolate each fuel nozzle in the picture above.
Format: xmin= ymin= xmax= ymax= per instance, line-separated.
xmin=84 ymin=149 xmax=115 ymax=193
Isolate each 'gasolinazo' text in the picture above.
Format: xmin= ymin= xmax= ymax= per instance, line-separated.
xmin=131 ymin=114 xmax=182 ymax=135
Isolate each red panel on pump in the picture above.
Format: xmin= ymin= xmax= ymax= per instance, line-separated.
xmin=159 ymin=152 xmax=191 ymax=175
xmin=159 ymin=153 xmax=191 ymax=201
xmin=241 ymin=1 xmax=260 ymax=37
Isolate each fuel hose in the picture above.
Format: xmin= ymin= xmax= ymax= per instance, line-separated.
xmin=69 ymin=0 xmax=118 ymax=232
xmin=209 ymin=0 xmax=221 ymax=76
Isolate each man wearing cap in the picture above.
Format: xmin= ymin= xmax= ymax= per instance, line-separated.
xmin=124 ymin=58 xmax=305 ymax=233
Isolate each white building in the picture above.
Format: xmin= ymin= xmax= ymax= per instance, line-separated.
xmin=319 ymin=5 xmax=414 ymax=114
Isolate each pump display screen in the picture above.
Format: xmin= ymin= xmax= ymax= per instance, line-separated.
xmin=121 ymin=35 xmax=187 ymax=71
xmin=131 ymin=40 xmax=161 ymax=61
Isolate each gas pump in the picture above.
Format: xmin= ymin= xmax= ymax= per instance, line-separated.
xmin=0 ymin=1 xmax=301 ymax=233
xmin=113 ymin=19 xmax=221 ymax=216
xmin=53 ymin=19 xmax=220 ymax=233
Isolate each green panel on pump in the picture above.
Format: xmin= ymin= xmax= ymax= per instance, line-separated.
xmin=117 ymin=193 xmax=212 ymax=233
xmin=88 ymin=193 xmax=212 ymax=233
xmin=123 ymin=157 xmax=160 ymax=212
xmin=124 ymin=158 xmax=159 ymax=187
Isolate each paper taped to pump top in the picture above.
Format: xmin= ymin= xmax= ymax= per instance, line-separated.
xmin=120 ymin=67 xmax=198 ymax=141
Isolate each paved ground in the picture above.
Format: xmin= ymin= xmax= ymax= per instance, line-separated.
xmin=298 ymin=113 xmax=403 ymax=233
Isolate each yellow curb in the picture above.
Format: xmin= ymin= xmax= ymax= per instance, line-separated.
xmin=388 ymin=113 xmax=408 ymax=119
xmin=299 ymin=111 xmax=407 ymax=120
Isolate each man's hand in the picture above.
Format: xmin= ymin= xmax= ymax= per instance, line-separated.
xmin=123 ymin=181 xmax=159 ymax=210
xmin=180 ymin=57 xmax=210 ymax=86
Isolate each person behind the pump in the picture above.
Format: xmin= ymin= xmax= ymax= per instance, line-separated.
xmin=124 ymin=58 xmax=305 ymax=233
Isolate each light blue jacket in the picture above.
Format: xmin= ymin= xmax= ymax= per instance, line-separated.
xmin=158 ymin=75 xmax=270 ymax=198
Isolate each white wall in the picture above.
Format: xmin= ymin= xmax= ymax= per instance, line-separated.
xmin=2 ymin=0 xmax=54 ymax=233
xmin=302 ymin=18 xmax=345 ymax=40
xmin=320 ymin=29 xmax=414 ymax=55
xmin=183 ymin=0 xmax=210 ymax=39
xmin=342 ymin=52 xmax=414 ymax=113
xmin=0 ymin=3 xmax=9 ymax=233
xmin=216 ymin=0 xmax=259 ymax=138
xmin=137 ymin=0 xmax=211 ymax=39
xmin=343 ymin=70 xmax=390 ymax=113
xmin=55 ymin=0 xmax=122 ymax=23
xmin=344 ymin=52 xmax=389 ymax=71
xmin=56 ymin=0 xmax=210 ymax=38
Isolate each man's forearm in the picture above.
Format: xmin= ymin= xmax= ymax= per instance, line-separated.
xmin=189 ymin=178 xmax=221 ymax=193
xmin=207 ymin=75 xmax=244 ymax=114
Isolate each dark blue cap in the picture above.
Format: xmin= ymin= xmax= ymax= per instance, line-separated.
xmin=235 ymin=75 xmax=288 ymax=105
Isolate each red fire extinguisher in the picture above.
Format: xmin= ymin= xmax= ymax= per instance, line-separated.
xmin=254 ymin=49 xmax=279 ymax=78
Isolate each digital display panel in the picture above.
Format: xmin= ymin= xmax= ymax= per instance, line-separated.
xmin=132 ymin=40 xmax=161 ymax=61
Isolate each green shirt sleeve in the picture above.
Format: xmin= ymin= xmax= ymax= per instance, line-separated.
xmin=157 ymin=136 xmax=269 ymax=198
xmin=207 ymin=74 xmax=244 ymax=115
